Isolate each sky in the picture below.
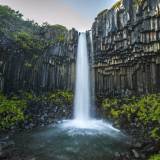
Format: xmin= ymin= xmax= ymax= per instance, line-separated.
xmin=0 ymin=0 xmax=117 ymax=31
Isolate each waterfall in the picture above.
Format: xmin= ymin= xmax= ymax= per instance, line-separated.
xmin=74 ymin=32 xmax=90 ymax=121
xmin=61 ymin=32 xmax=120 ymax=134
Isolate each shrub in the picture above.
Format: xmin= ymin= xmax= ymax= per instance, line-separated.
xmin=133 ymin=0 xmax=144 ymax=6
xmin=12 ymin=31 xmax=45 ymax=51
xmin=101 ymin=94 xmax=160 ymax=140
xmin=112 ymin=0 xmax=122 ymax=9
xmin=0 ymin=93 xmax=27 ymax=130
xmin=149 ymin=154 xmax=160 ymax=160
xmin=49 ymin=91 xmax=73 ymax=106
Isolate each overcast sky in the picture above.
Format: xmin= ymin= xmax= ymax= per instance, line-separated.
xmin=0 ymin=0 xmax=117 ymax=31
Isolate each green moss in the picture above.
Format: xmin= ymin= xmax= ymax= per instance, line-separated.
xmin=133 ymin=0 xmax=144 ymax=6
xmin=49 ymin=91 xmax=73 ymax=106
xmin=12 ymin=31 xmax=45 ymax=51
xmin=0 ymin=90 xmax=73 ymax=130
xmin=112 ymin=0 xmax=122 ymax=9
xmin=149 ymin=154 xmax=160 ymax=160
xmin=151 ymin=128 xmax=160 ymax=140
xmin=57 ymin=34 xmax=65 ymax=42
xmin=111 ymin=109 xmax=120 ymax=118
xmin=22 ymin=92 xmax=35 ymax=100
xmin=101 ymin=94 xmax=160 ymax=140
xmin=24 ymin=62 xmax=32 ymax=68
xmin=102 ymin=98 xmax=118 ymax=109
xmin=51 ymin=24 xmax=68 ymax=32
xmin=0 ymin=93 xmax=27 ymax=130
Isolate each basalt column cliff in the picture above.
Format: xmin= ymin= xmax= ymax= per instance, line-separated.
xmin=0 ymin=24 xmax=78 ymax=93
xmin=91 ymin=0 xmax=160 ymax=96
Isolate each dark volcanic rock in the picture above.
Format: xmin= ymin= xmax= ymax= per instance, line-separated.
xmin=0 ymin=137 xmax=15 ymax=159
xmin=91 ymin=0 xmax=160 ymax=96
xmin=21 ymin=100 xmax=73 ymax=130
xmin=0 ymin=28 xmax=78 ymax=94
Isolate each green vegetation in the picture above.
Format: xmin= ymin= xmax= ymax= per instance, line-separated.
xmin=0 ymin=93 xmax=27 ymax=130
xmin=149 ymin=154 xmax=160 ymax=160
xmin=0 ymin=5 xmax=68 ymax=53
xmin=49 ymin=91 xmax=73 ymax=106
xmin=0 ymin=5 xmax=38 ymax=39
xmin=0 ymin=5 xmax=71 ymax=130
xmin=24 ymin=62 xmax=33 ymax=68
xmin=111 ymin=0 xmax=144 ymax=10
xmin=20 ymin=90 xmax=73 ymax=105
xmin=133 ymin=0 xmax=144 ymax=6
xmin=0 ymin=5 xmax=69 ymax=91
xmin=112 ymin=0 xmax=122 ymax=9
xmin=12 ymin=31 xmax=45 ymax=51
xmin=102 ymin=94 xmax=160 ymax=140
xmin=0 ymin=90 xmax=73 ymax=130
xmin=57 ymin=34 xmax=65 ymax=42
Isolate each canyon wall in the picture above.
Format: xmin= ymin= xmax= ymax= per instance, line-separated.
xmin=0 ymin=29 xmax=78 ymax=94
xmin=91 ymin=0 xmax=160 ymax=96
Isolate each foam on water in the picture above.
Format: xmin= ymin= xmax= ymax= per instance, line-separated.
xmin=59 ymin=119 xmax=120 ymax=136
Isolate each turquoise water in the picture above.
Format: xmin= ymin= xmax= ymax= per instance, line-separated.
xmin=13 ymin=122 xmax=129 ymax=160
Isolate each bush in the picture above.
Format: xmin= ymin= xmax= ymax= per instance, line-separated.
xmin=49 ymin=91 xmax=73 ymax=106
xmin=102 ymin=94 xmax=160 ymax=140
xmin=0 ymin=93 xmax=27 ymax=130
xmin=149 ymin=154 xmax=160 ymax=160
xmin=112 ymin=0 xmax=122 ymax=9
xmin=12 ymin=31 xmax=45 ymax=51
xmin=133 ymin=0 xmax=144 ymax=6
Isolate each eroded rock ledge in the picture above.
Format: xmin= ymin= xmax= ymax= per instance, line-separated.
xmin=91 ymin=0 xmax=160 ymax=96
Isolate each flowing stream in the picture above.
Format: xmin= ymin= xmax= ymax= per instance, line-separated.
xmin=12 ymin=32 xmax=129 ymax=160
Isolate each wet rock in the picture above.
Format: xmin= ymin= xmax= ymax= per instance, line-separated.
xmin=0 ymin=139 xmax=15 ymax=158
xmin=131 ymin=149 xmax=140 ymax=158
xmin=114 ymin=152 xmax=121 ymax=157
xmin=28 ymin=157 xmax=36 ymax=160
xmin=133 ymin=142 xmax=143 ymax=148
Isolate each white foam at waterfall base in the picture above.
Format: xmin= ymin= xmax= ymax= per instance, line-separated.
xmin=60 ymin=119 xmax=120 ymax=136
xmin=60 ymin=32 xmax=120 ymax=136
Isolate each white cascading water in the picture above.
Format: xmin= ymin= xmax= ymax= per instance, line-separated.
xmin=74 ymin=32 xmax=90 ymax=121
xmin=61 ymin=32 xmax=120 ymax=134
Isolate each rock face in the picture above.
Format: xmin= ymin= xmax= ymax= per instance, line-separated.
xmin=91 ymin=0 xmax=160 ymax=96
xmin=1 ymin=29 xmax=78 ymax=93
xmin=22 ymin=99 xmax=73 ymax=130
xmin=0 ymin=60 xmax=3 ymax=91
